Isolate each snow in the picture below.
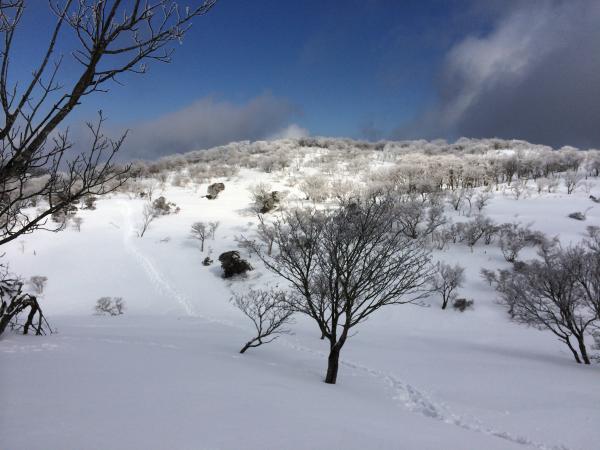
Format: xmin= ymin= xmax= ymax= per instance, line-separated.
xmin=1 ymin=165 xmax=599 ymax=450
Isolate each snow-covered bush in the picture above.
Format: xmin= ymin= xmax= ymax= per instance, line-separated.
xmin=94 ymin=297 xmax=125 ymax=316
xmin=29 ymin=276 xmax=48 ymax=295
xmin=152 ymin=196 xmax=179 ymax=215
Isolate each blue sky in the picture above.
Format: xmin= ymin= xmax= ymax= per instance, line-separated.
xmin=10 ymin=0 xmax=600 ymax=158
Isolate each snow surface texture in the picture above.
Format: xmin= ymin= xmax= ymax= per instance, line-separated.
xmin=1 ymin=161 xmax=599 ymax=450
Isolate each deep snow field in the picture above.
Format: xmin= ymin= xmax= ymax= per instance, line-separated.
xmin=1 ymin=160 xmax=600 ymax=450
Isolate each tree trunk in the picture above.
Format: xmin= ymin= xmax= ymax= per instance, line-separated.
xmin=240 ymin=341 xmax=253 ymax=354
xmin=576 ymin=336 xmax=591 ymax=365
xmin=565 ymin=337 xmax=582 ymax=364
xmin=325 ymin=345 xmax=341 ymax=384
xmin=0 ymin=314 xmax=11 ymax=336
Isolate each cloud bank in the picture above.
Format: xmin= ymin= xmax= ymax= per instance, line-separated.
xmin=119 ymin=94 xmax=302 ymax=160
xmin=400 ymin=0 xmax=600 ymax=148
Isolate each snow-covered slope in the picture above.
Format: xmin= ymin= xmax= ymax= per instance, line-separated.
xmin=1 ymin=162 xmax=599 ymax=450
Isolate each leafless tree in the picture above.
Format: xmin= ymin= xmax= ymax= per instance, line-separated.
xmin=509 ymin=179 xmax=529 ymax=200
xmin=72 ymin=216 xmax=83 ymax=231
xmin=0 ymin=0 xmax=217 ymax=246
xmin=245 ymin=195 xmax=432 ymax=384
xmin=0 ymin=265 xmax=50 ymax=336
xmin=423 ymin=199 xmax=447 ymax=237
xmin=232 ymin=288 xmax=294 ymax=354
xmin=208 ymin=220 xmax=219 ymax=240
xmin=299 ymin=174 xmax=329 ymax=202
xmin=564 ymin=170 xmax=583 ymax=194
xmin=428 ymin=262 xmax=465 ymax=309
xmin=462 ymin=187 xmax=475 ymax=215
xmin=95 ymin=296 xmax=125 ymax=316
xmin=190 ymin=221 xmax=207 ymax=251
xmin=395 ymin=197 xmax=426 ymax=239
xmin=474 ymin=191 xmax=493 ymax=212
xmin=488 ymin=248 xmax=595 ymax=364
xmin=448 ymin=188 xmax=464 ymax=212
xmin=563 ymin=244 xmax=600 ymax=326
xmin=137 ymin=201 xmax=156 ymax=237
xmin=255 ymin=214 xmax=275 ymax=256
xmin=458 ymin=215 xmax=496 ymax=251
xmin=498 ymin=222 xmax=541 ymax=263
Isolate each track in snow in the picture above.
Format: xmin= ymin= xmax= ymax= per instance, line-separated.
xmin=118 ymin=200 xmax=570 ymax=450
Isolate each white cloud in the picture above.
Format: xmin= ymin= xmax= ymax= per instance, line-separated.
xmin=117 ymin=93 xmax=301 ymax=159
xmin=267 ymin=123 xmax=309 ymax=140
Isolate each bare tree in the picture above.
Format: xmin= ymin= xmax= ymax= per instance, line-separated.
xmin=498 ymin=222 xmax=540 ymax=263
xmin=246 ymin=195 xmax=432 ymax=384
xmin=395 ymin=197 xmax=426 ymax=239
xmin=0 ymin=265 xmax=50 ymax=336
xmin=190 ymin=221 xmax=207 ymax=251
xmin=0 ymin=0 xmax=217 ymax=246
xmin=72 ymin=216 xmax=83 ymax=232
xmin=488 ymin=248 xmax=596 ymax=364
xmin=95 ymin=296 xmax=125 ymax=316
xmin=448 ymin=188 xmax=464 ymax=212
xmin=563 ymin=244 xmax=600 ymax=325
xmin=428 ymin=262 xmax=465 ymax=309
xmin=564 ymin=170 xmax=583 ymax=194
xmin=474 ymin=191 xmax=493 ymax=212
xmin=137 ymin=201 xmax=156 ymax=237
xmin=208 ymin=220 xmax=220 ymax=240
xmin=232 ymin=288 xmax=294 ymax=354
xmin=256 ymin=214 xmax=275 ymax=256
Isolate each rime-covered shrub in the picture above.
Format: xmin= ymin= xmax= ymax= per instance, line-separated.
xmin=152 ymin=196 xmax=179 ymax=215
xmin=29 ymin=276 xmax=48 ymax=295
xmin=94 ymin=297 xmax=125 ymax=316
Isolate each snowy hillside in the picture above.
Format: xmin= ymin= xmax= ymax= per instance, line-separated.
xmin=1 ymin=138 xmax=600 ymax=450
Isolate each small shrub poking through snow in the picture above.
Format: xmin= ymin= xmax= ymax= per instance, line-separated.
xmin=152 ymin=196 xmax=179 ymax=215
xmin=202 ymin=256 xmax=213 ymax=266
xmin=95 ymin=297 xmax=126 ymax=316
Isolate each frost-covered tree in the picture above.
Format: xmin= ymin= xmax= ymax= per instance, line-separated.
xmin=299 ymin=174 xmax=329 ymax=203
xmin=29 ymin=275 xmax=48 ymax=295
xmin=488 ymin=248 xmax=596 ymax=364
xmin=498 ymin=222 xmax=541 ymax=263
xmin=209 ymin=221 xmax=220 ymax=240
xmin=72 ymin=216 xmax=83 ymax=232
xmin=565 ymin=170 xmax=584 ymax=194
xmin=428 ymin=262 xmax=465 ymax=309
xmin=0 ymin=265 xmax=49 ymax=336
xmin=246 ymin=195 xmax=431 ymax=384
xmin=190 ymin=222 xmax=208 ymax=252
